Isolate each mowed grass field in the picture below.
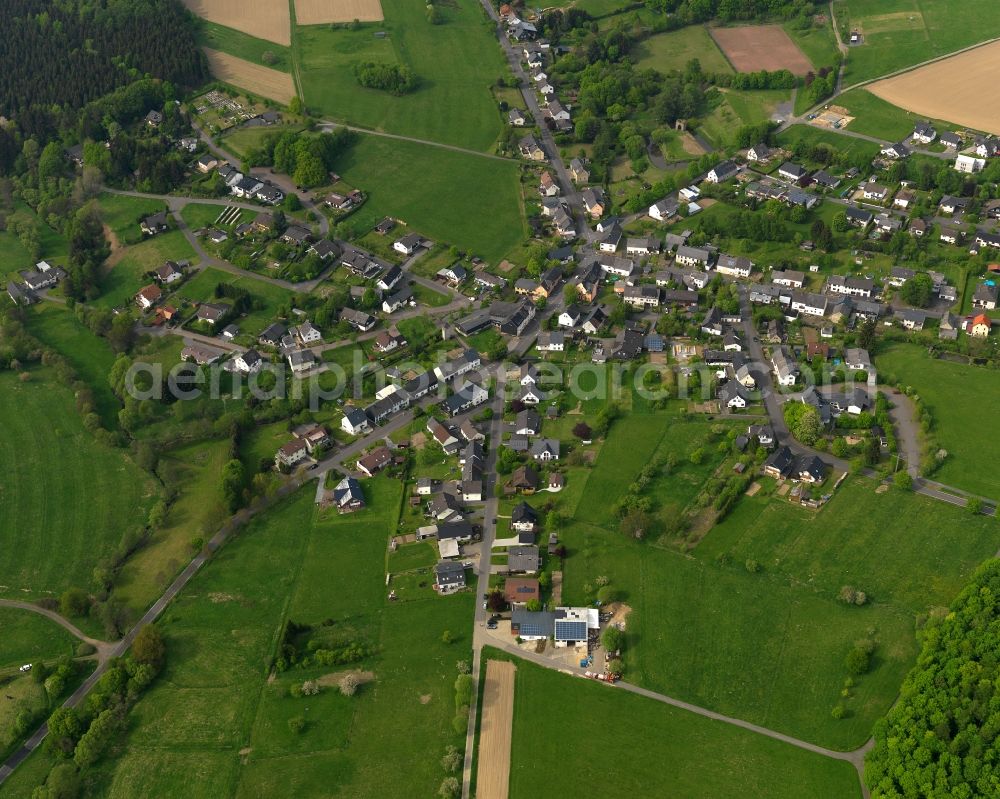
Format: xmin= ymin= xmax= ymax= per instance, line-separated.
xmin=197 ymin=20 xmax=293 ymax=71
xmin=84 ymin=480 xmax=476 ymax=798
xmin=876 ymin=344 xmax=1000 ymax=497
xmin=632 ymin=25 xmax=732 ymax=74
xmin=295 ymin=0 xmax=506 ymax=151
xmin=838 ymin=0 xmax=1000 ymax=84
xmin=0 ymin=370 xmax=158 ymax=600
xmin=335 ymin=134 xmax=526 ymax=263
xmin=98 ymin=193 xmax=168 ymax=246
xmin=834 ymin=87 xmax=961 ymax=141
xmin=777 ymin=123 xmax=881 ymax=163
xmin=561 ymin=413 xmax=999 ymax=750
xmin=0 ymin=609 xmax=78 ymax=670
xmin=505 ymin=656 xmax=862 ymax=799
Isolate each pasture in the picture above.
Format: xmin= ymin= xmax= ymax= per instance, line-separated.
xmin=785 ymin=18 xmax=841 ymax=70
xmin=25 ymin=304 xmax=121 ymax=428
xmin=98 ymin=193 xmax=167 ymax=246
xmin=709 ymin=25 xmax=813 ymax=75
xmin=776 ymin=124 xmax=881 ymax=163
xmin=834 ymin=88 xmax=928 ymax=140
xmin=334 ymin=134 xmax=526 ymax=263
xmin=699 ymin=88 xmax=791 ymax=148
xmin=113 ymin=439 xmax=232 ymax=615
xmin=560 ymin=408 xmax=999 ymax=749
xmin=632 ymin=25 xmax=732 ymax=75
xmin=838 ymin=0 xmax=1000 ymax=84
xmin=0 ymin=609 xmax=78 ymax=670
xmin=296 ymin=0 xmax=505 ymax=152
xmin=295 ymin=0 xmax=383 ymax=24
xmin=181 ymin=0 xmax=290 ymax=45
xmin=506 ymin=656 xmax=862 ymax=799
xmin=0 ymin=370 xmax=158 ymax=601
xmin=876 ymin=344 xmax=1000 ymax=497
xmin=220 ymin=123 xmax=305 ymax=160
xmin=196 ymin=21 xmax=293 ymax=72
xmin=867 ymin=41 xmax=1000 ymax=136
xmin=87 ymin=481 xmax=476 ymax=798
xmin=203 ymin=49 xmax=297 ymax=104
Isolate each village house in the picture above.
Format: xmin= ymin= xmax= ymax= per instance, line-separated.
xmin=434 ymin=562 xmax=467 ymax=594
xmin=140 ymin=211 xmax=169 ymax=236
xmin=569 ymin=157 xmax=590 ymax=183
xmin=133 ymin=282 xmax=162 ymax=310
xmin=706 ymin=160 xmax=738 ymax=184
xmin=332 ymin=477 xmax=366 ymax=513
xmin=357 ymin=446 xmax=393 ymax=477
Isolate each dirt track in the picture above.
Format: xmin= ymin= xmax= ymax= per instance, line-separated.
xmin=181 ymin=0 xmax=290 ymax=45
xmin=294 ymin=0 xmax=383 ymax=24
xmin=203 ymin=49 xmax=296 ymax=104
xmin=710 ymin=25 xmax=813 ymax=75
xmin=476 ymin=660 xmax=515 ymax=799
xmin=868 ymin=41 xmax=1000 ymax=136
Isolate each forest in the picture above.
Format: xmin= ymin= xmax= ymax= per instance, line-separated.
xmin=865 ymin=559 xmax=1000 ymax=798
xmin=0 ymin=0 xmax=206 ymax=134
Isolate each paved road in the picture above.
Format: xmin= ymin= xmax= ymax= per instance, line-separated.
xmin=460 ymin=368 xmax=507 ymax=798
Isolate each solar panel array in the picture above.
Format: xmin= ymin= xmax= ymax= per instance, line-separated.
xmin=554 ymin=620 xmax=587 ymax=641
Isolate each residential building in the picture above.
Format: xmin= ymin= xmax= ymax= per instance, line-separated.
xmin=706 ymin=160 xmax=738 ymax=183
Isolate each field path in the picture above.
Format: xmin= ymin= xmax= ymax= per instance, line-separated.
xmin=0 ymin=600 xmax=115 ymax=657
xmin=475 ymin=660 xmax=515 ymax=799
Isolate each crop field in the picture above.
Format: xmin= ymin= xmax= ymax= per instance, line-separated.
xmin=476 ymin=660 xmax=516 ymax=799
xmin=296 ymin=0 xmax=505 ymax=152
xmin=505 ymin=656 xmax=862 ymax=799
xmin=632 ymin=25 xmax=732 ymax=74
xmin=25 ymin=304 xmax=121 ymax=428
xmin=0 ymin=370 xmax=158 ymax=601
xmin=295 ymin=0 xmax=383 ymax=24
xmin=196 ymin=21 xmax=293 ymax=71
xmin=560 ymin=411 xmax=999 ymax=750
xmin=181 ymin=0 xmax=290 ymax=45
xmin=838 ymin=0 xmax=1000 ymax=84
xmin=867 ymin=41 xmax=1000 ymax=136
xmin=709 ymin=25 xmax=813 ymax=75
xmin=335 ymin=134 xmax=525 ymax=263
xmin=876 ymin=344 xmax=1000 ymax=497
xmin=83 ymin=481 xmax=475 ymax=799
xmin=203 ymin=48 xmax=296 ymax=104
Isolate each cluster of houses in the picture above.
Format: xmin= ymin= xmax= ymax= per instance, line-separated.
xmin=6 ymin=261 xmax=66 ymax=306
xmin=274 ymin=424 xmax=332 ymax=470
xmin=340 ymin=349 xmax=487 ymax=447
xmin=210 ymin=162 xmax=285 ymax=205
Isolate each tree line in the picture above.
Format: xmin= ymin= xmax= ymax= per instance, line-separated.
xmin=865 ymin=559 xmax=1000 ymax=798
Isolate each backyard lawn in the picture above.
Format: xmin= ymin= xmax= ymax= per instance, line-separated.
xmin=876 ymin=343 xmax=1000 ymax=497
xmin=334 ymin=134 xmax=526 ymax=264
xmin=98 ymin=230 xmax=198 ymax=310
xmin=505 ymin=655 xmax=862 ymax=799
xmin=167 ymin=266 xmax=294 ymax=336
xmin=0 ymin=369 xmax=159 ymax=601
xmin=295 ymin=0 xmax=505 ymax=152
